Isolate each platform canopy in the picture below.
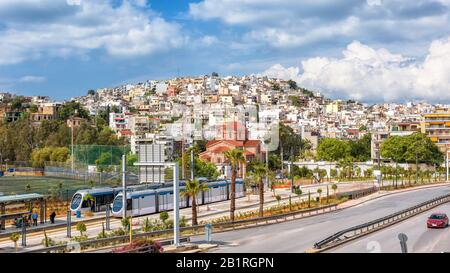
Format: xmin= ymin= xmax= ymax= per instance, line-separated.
xmin=0 ymin=193 xmax=44 ymax=204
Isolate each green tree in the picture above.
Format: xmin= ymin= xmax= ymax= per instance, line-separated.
xmin=288 ymin=80 xmax=298 ymax=90
xmin=126 ymin=153 xmax=138 ymax=166
xmin=317 ymin=138 xmax=351 ymax=162
xmin=249 ymin=161 xmax=267 ymax=217
xmin=349 ymin=134 xmax=371 ymax=162
xmin=381 ymin=133 xmax=443 ymax=166
xmin=58 ymin=101 xmax=90 ymax=121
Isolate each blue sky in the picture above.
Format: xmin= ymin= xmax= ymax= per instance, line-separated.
xmin=0 ymin=0 xmax=449 ymax=102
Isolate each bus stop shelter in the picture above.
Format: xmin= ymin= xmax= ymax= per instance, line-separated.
xmin=0 ymin=193 xmax=46 ymax=231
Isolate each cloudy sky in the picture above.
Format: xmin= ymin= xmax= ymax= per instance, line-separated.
xmin=0 ymin=0 xmax=449 ymax=102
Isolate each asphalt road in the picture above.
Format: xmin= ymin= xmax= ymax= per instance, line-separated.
xmin=191 ymin=185 xmax=450 ymax=253
xmin=331 ymin=202 xmax=450 ymax=253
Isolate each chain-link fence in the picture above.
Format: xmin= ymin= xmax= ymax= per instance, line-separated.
xmin=73 ymin=145 xmax=131 ymax=166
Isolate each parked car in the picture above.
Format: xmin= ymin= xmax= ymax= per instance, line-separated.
xmin=427 ymin=213 xmax=449 ymax=228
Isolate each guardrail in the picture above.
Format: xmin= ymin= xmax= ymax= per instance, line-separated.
xmin=313 ymin=193 xmax=450 ymax=250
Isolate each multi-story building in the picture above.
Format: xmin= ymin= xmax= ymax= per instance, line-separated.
xmin=109 ymin=112 xmax=128 ymax=132
xmin=421 ymin=108 xmax=450 ymax=153
xmin=29 ymin=102 xmax=61 ymax=125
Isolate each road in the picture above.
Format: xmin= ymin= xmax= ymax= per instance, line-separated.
xmin=191 ymin=185 xmax=450 ymax=253
xmin=0 ymin=181 xmax=372 ymax=251
xmin=331 ymin=202 xmax=450 ymax=253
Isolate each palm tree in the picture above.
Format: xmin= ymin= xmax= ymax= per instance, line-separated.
xmin=250 ymin=162 xmax=267 ymax=217
xmin=244 ymin=175 xmax=256 ymax=202
xmin=181 ymin=179 xmax=209 ymax=226
xmin=224 ymin=148 xmax=245 ymax=222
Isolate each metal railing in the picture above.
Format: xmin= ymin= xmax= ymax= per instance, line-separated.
xmin=313 ymin=193 xmax=450 ymax=250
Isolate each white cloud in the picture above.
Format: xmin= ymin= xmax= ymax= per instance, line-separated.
xmin=261 ymin=64 xmax=300 ymax=81
xmin=19 ymin=76 xmax=46 ymax=83
xmin=190 ymin=0 xmax=450 ymax=55
xmin=366 ymin=0 xmax=382 ymax=6
xmin=261 ymin=37 xmax=450 ymax=102
xmin=0 ymin=0 xmax=185 ymax=65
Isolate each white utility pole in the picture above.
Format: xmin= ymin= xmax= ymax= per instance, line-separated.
xmin=173 ymin=162 xmax=180 ymax=247
xmin=446 ymin=150 xmax=449 ymax=182
xmin=190 ymin=149 xmax=194 ymax=181
xmin=71 ymin=125 xmax=74 ymax=173
xmin=122 ymin=154 xmax=127 ymax=219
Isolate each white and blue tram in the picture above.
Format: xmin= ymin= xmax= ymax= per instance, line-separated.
xmin=110 ymin=179 xmax=245 ymax=218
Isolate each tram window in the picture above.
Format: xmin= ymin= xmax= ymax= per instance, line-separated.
xmin=81 ymin=200 xmax=89 ymax=208
xmin=96 ymin=194 xmax=114 ymax=205
xmin=127 ymin=199 xmax=132 ymax=210
xmin=71 ymin=194 xmax=82 ymax=210
xmin=112 ymin=196 xmax=123 ymax=212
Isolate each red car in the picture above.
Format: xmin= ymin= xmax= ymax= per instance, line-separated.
xmin=427 ymin=213 xmax=449 ymax=228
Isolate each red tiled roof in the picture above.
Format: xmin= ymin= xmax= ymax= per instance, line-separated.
xmin=211 ymin=146 xmax=233 ymax=153
xmin=244 ymin=140 xmax=260 ymax=147
xmin=206 ymin=140 xmax=220 ymax=147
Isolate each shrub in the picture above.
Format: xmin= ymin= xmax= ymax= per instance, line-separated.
xmin=76 ymin=222 xmax=87 ymax=236
xmin=121 ymin=217 xmax=131 ymax=231
xmin=112 ymin=239 xmax=163 ymax=253
xmin=73 ymin=234 xmax=88 ymax=243
xmin=42 ymin=230 xmax=56 ymax=247
xmin=180 ymin=216 xmax=187 ymax=228
xmin=141 ymin=218 xmax=152 ymax=233
xmin=164 ymin=219 xmax=174 ymax=229
xmin=160 ymin=211 xmax=169 ymax=222
xmin=110 ymin=228 xmax=126 ymax=236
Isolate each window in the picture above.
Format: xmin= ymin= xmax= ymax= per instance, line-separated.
xmin=112 ymin=196 xmax=123 ymax=212
xmin=71 ymin=194 xmax=82 ymax=210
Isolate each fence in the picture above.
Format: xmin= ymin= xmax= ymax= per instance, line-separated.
xmin=44 ymin=161 xmax=139 ymax=185
xmin=73 ymin=145 xmax=131 ymax=166
xmin=313 ymin=192 xmax=450 ymax=250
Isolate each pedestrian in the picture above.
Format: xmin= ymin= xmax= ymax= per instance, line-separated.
xmin=50 ymin=211 xmax=56 ymax=224
xmin=32 ymin=211 xmax=38 ymax=226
